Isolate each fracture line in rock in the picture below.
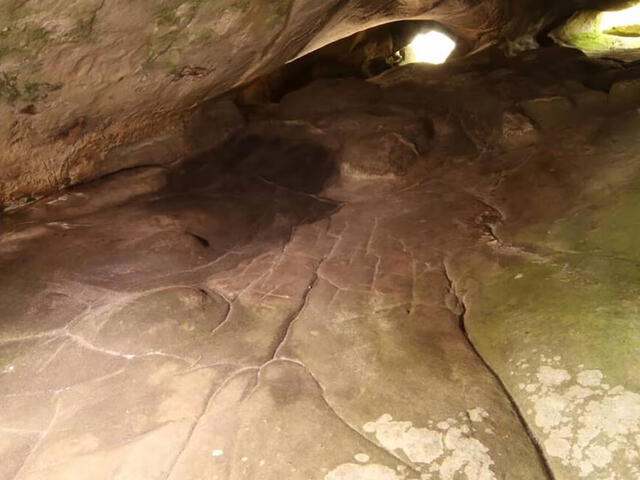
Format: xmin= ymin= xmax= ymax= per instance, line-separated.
xmin=65 ymin=332 xmax=191 ymax=364
xmin=0 ymin=330 xmax=63 ymax=347
xmin=442 ymin=258 xmax=556 ymax=480
xmin=11 ymin=396 xmax=61 ymax=480
xmin=272 ymin=272 xmax=319 ymax=359
xmin=255 ymin=175 xmax=341 ymax=206
xmin=275 ymin=357 xmax=424 ymax=477
xmin=271 ymin=216 xmax=341 ymax=359
xmin=165 ymin=367 xmax=259 ymax=480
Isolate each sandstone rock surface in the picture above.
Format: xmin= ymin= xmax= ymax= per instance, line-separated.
xmin=2 ymin=46 xmax=640 ymax=480
xmin=0 ymin=0 xmax=630 ymax=207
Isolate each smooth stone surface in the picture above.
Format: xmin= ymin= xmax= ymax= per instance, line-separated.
xmin=608 ymin=78 xmax=640 ymax=108
xmin=2 ymin=47 xmax=640 ymax=480
xmin=518 ymin=96 xmax=575 ymax=129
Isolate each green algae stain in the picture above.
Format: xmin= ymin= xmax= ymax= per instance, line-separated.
xmin=466 ymin=175 xmax=640 ymax=389
xmin=147 ymin=30 xmax=181 ymax=63
xmin=230 ymin=0 xmax=251 ymax=12
xmin=0 ymin=72 xmax=62 ymax=104
xmin=554 ymin=10 xmax=640 ymax=55
xmin=0 ymin=1 xmax=51 ymax=58
xmin=22 ymin=80 xmax=63 ymax=102
xmin=67 ymin=18 xmax=94 ymax=41
xmin=65 ymin=8 xmax=102 ymax=43
xmin=0 ymin=72 xmax=21 ymax=103
xmin=577 ymin=187 xmax=640 ymax=261
xmin=0 ymin=1 xmax=106 ymax=53
xmin=264 ymin=0 xmax=289 ymax=18
xmin=264 ymin=0 xmax=291 ymax=29
xmin=146 ymin=0 xmax=207 ymax=64
xmin=568 ymin=32 xmax=621 ymax=51
xmin=0 ymin=25 xmax=51 ymax=59
xmin=155 ymin=5 xmax=180 ymax=26
xmin=467 ymin=255 xmax=640 ymax=388
xmin=515 ymin=178 xmax=640 ymax=263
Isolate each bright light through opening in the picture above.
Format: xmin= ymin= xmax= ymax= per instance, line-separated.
xmin=404 ymin=31 xmax=456 ymax=65
xmin=600 ymin=4 xmax=640 ymax=32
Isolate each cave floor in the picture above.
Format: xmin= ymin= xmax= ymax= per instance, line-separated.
xmin=2 ymin=47 xmax=640 ymax=480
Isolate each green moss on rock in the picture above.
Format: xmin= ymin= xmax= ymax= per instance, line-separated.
xmin=150 ymin=30 xmax=181 ymax=61
xmin=0 ymin=73 xmax=62 ymax=104
xmin=468 ymin=253 xmax=640 ymax=388
xmin=515 ymin=177 xmax=640 ymax=262
xmin=569 ymin=31 xmax=621 ymax=51
xmin=22 ymin=81 xmax=63 ymax=102
xmin=552 ymin=9 xmax=640 ymax=57
xmin=604 ymin=24 xmax=640 ymax=37
xmin=0 ymin=25 xmax=51 ymax=59
xmin=230 ymin=0 xmax=251 ymax=12
xmin=155 ymin=5 xmax=180 ymax=26
xmin=466 ymin=172 xmax=640 ymax=390
xmin=0 ymin=72 xmax=21 ymax=103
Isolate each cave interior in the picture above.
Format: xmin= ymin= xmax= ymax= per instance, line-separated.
xmin=2 ymin=1 xmax=640 ymax=479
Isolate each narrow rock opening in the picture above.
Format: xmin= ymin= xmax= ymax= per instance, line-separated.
xmin=234 ymin=20 xmax=466 ymax=111
xmin=549 ymin=0 xmax=640 ymax=61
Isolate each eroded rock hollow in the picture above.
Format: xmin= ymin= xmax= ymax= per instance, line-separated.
xmin=2 ymin=1 xmax=640 ymax=479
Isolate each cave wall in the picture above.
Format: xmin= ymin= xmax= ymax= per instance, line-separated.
xmin=0 ymin=0 xmax=629 ymax=208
